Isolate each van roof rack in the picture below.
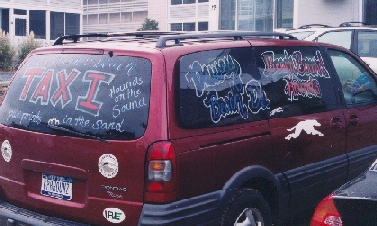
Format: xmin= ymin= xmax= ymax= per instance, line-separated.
xmin=54 ymin=31 xmax=297 ymax=48
xmin=298 ymin=24 xmax=333 ymax=29
xmin=339 ymin=22 xmax=372 ymax=27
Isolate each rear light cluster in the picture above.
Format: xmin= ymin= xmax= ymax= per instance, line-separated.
xmin=310 ymin=195 xmax=343 ymax=226
xmin=145 ymin=141 xmax=177 ymax=203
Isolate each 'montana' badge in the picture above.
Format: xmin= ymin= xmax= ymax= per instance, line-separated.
xmin=1 ymin=140 xmax=12 ymax=162
xmin=98 ymin=154 xmax=118 ymax=178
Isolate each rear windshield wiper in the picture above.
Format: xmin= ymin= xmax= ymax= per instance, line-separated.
xmin=47 ymin=124 xmax=111 ymax=144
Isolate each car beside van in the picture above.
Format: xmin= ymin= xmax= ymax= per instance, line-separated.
xmin=311 ymin=158 xmax=377 ymax=226
xmin=285 ymin=22 xmax=377 ymax=72
xmin=0 ymin=31 xmax=376 ymax=225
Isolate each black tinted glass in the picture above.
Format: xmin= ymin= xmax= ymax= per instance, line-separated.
xmin=179 ymin=46 xmax=338 ymax=128
xmin=0 ymin=54 xmax=151 ymax=140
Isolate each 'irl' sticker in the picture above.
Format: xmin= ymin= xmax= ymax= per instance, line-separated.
xmin=103 ymin=208 xmax=125 ymax=223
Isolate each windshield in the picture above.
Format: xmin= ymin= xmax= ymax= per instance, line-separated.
xmin=288 ymin=31 xmax=315 ymax=40
xmin=0 ymin=54 xmax=152 ymax=140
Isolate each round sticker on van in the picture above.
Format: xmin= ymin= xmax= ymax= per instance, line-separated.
xmin=98 ymin=154 xmax=118 ymax=178
xmin=103 ymin=208 xmax=126 ymax=223
xmin=1 ymin=140 xmax=12 ymax=162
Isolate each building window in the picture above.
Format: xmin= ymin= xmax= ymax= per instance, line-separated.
xmin=364 ymin=0 xmax=377 ymax=25
xmin=15 ymin=18 xmax=27 ymax=36
xmin=14 ymin=9 xmax=27 ymax=15
xmin=171 ymin=23 xmax=182 ymax=31
xmin=198 ymin=22 xmax=208 ymax=31
xmin=83 ymin=15 xmax=88 ymax=25
xmin=171 ymin=22 xmax=196 ymax=31
xmin=121 ymin=12 xmax=132 ymax=22
xmin=133 ymin=11 xmax=147 ymax=21
xmin=1 ymin=9 xmax=9 ymax=33
xmin=198 ymin=0 xmax=208 ymax=2
xmin=50 ymin=12 xmax=64 ymax=39
xmin=220 ymin=0 xmax=273 ymax=32
xmin=65 ymin=13 xmax=80 ymax=35
xmin=171 ymin=0 xmax=196 ymax=5
xmin=99 ymin=13 xmax=108 ymax=24
xmin=109 ymin=13 xmax=120 ymax=23
xmin=276 ymin=0 xmax=293 ymax=28
xmin=219 ymin=0 xmax=235 ymax=30
xmin=30 ymin=10 xmax=46 ymax=39
xmin=183 ymin=22 xmax=195 ymax=31
xmin=50 ymin=12 xmax=80 ymax=39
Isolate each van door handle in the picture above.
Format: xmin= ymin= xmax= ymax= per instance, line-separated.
xmin=349 ymin=114 xmax=359 ymax=127
xmin=330 ymin=117 xmax=342 ymax=130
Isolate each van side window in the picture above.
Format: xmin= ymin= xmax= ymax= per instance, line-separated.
xmin=178 ymin=48 xmax=268 ymax=128
xmin=178 ymin=47 xmax=339 ymax=128
xmin=253 ymin=46 xmax=338 ymax=118
xmin=328 ymin=49 xmax=377 ymax=105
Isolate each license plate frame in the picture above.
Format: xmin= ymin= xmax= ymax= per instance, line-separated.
xmin=41 ymin=173 xmax=72 ymax=200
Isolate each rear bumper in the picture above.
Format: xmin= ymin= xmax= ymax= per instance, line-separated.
xmin=138 ymin=190 xmax=229 ymax=226
xmin=0 ymin=199 xmax=89 ymax=226
xmin=0 ymin=190 xmax=229 ymax=226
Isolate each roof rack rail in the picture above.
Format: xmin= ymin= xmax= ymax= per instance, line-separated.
xmin=54 ymin=33 xmax=109 ymax=45
xmin=339 ymin=22 xmax=371 ymax=27
xmin=53 ymin=31 xmax=186 ymax=46
xmin=155 ymin=31 xmax=296 ymax=48
xmin=298 ymin=24 xmax=332 ymax=29
xmin=53 ymin=31 xmax=297 ymax=48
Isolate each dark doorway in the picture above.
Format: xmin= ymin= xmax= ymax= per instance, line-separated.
xmin=30 ymin=10 xmax=46 ymax=39
xmin=364 ymin=0 xmax=377 ymax=25
xmin=1 ymin=9 xmax=9 ymax=33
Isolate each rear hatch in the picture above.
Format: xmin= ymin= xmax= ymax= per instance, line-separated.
xmin=0 ymin=50 xmax=153 ymax=225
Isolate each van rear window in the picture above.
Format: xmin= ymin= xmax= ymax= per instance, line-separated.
xmin=0 ymin=54 xmax=151 ymax=140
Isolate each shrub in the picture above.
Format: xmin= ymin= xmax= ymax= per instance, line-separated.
xmin=137 ymin=18 xmax=159 ymax=31
xmin=17 ymin=31 xmax=41 ymax=65
xmin=0 ymin=30 xmax=15 ymax=71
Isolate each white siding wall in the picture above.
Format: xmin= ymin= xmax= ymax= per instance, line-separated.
xmin=83 ymin=0 xmax=148 ymax=33
xmin=167 ymin=2 xmax=210 ymax=31
xmin=294 ymin=0 xmax=360 ymax=27
xmin=0 ymin=0 xmax=81 ymax=13
xmin=148 ymin=0 xmax=168 ymax=31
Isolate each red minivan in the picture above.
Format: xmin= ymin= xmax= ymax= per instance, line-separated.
xmin=0 ymin=32 xmax=376 ymax=225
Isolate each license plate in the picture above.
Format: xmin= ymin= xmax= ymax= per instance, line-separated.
xmin=41 ymin=173 xmax=72 ymax=200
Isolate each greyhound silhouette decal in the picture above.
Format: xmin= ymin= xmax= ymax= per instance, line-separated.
xmin=285 ymin=119 xmax=324 ymax=140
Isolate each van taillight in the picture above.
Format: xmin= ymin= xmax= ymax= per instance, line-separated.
xmin=310 ymin=195 xmax=343 ymax=226
xmin=145 ymin=141 xmax=176 ymax=203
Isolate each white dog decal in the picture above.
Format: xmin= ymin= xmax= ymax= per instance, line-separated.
xmin=285 ymin=119 xmax=324 ymax=140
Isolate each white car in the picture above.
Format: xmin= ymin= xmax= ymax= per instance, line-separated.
xmin=286 ymin=22 xmax=377 ymax=72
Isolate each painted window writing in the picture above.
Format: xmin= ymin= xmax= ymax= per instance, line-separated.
xmin=179 ymin=48 xmax=268 ymax=128
xmin=0 ymin=54 xmax=151 ymax=140
xmin=254 ymin=46 xmax=338 ymax=118
xmin=179 ymin=47 xmax=338 ymax=128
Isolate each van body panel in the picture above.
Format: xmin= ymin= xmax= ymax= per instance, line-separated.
xmin=0 ymin=47 xmax=168 ymax=225
xmin=0 ymin=32 xmax=377 ymax=225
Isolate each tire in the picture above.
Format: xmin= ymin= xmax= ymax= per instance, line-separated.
xmin=220 ymin=189 xmax=273 ymax=226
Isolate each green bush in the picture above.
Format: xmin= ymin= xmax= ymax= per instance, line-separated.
xmin=17 ymin=31 xmax=41 ymax=65
xmin=0 ymin=30 xmax=15 ymax=71
xmin=137 ymin=18 xmax=159 ymax=31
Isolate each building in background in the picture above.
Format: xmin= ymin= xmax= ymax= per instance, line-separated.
xmin=0 ymin=0 xmax=81 ymax=44
xmin=82 ymin=0 xmax=148 ymax=34
xmin=0 ymin=0 xmax=377 ymax=44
